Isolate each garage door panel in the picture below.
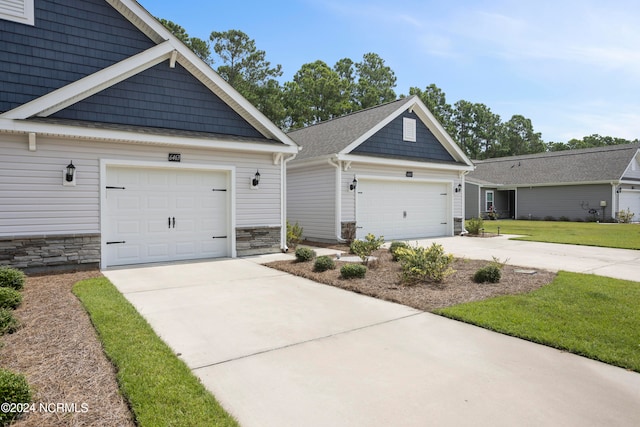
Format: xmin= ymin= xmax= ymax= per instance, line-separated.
xmin=105 ymin=167 xmax=230 ymax=266
xmin=357 ymin=179 xmax=449 ymax=240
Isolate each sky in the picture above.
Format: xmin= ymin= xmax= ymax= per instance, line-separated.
xmin=142 ymin=0 xmax=640 ymax=143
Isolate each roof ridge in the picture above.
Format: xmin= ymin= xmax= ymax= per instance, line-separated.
xmin=287 ymin=96 xmax=414 ymax=134
xmin=476 ymin=143 xmax=639 ymax=163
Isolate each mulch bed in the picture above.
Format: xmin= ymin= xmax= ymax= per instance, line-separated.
xmin=266 ymin=249 xmax=557 ymax=311
xmin=0 ymin=271 xmax=135 ymax=427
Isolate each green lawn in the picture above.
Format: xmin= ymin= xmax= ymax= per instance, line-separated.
xmin=435 ymin=271 xmax=640 ymax=372
xmin=73 ymin=277 xmax=238 ymax=427
xmin=476 ymin=220 xmax=640 ymax=250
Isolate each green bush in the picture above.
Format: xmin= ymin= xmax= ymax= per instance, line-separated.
xmin=395 ymin=243 xmax=455 ymax=284
xmin=0 ymin=369 xmax=32 ymax=425
xmin=340 ymin=264 xmax=367 ymax=279
xmin=618 ymin=208 xmax=635 ymax=224
xmin=0 ymin=267 xmax=25 ymax=291
xmin=350 ymin=233 xmax=385 ymax=264
xmin=0 ymin=309 xmax=19 ymax=335
xmin=294 ymin=247 xmax=316 ymax=262
xmin=389 ymin=241 xmax=408 ymax=261
xmin=466 ymin=217 xmax=484 ymax=235
xmin=286 ymin=220 xmax=304 ymax=248
xmin=473 ymin=265 xmax=502 ymax=283
xmin=0 ymin=288 xmax=22 ymax=310
xmin=313 ymin=256 xmax=335 ymax=272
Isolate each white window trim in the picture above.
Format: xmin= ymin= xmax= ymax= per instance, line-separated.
xmin=0 ymin=0 xmax=35 ymax=26
xmin=485 ymin=190 xmax=494 ymax=211
xmin=403 ymin=117 xmax=416 ymax=142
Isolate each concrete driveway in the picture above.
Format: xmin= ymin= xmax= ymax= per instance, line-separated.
xmin=103 ymin=241 xmax=640 ymax=427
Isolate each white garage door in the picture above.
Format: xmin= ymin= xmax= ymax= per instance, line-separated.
xmin=104 ymin=166 xmax=229 ymax=267
xmin=619 ymin=190 xmax=640 ymax=222
xmin=356 ymin=179 xmax=450 ymax=240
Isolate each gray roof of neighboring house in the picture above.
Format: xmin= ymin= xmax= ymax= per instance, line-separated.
xmin=468 ymin=143 xmax=640 ymax=186
xmin=287 ymin=97 xmax=414 ymax=160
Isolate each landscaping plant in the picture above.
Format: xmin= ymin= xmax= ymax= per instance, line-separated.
xmin=350 ymin=233 xmax=385 ymax=265
xmin=465 ymin=217 xmax=484 ymax=235
xmin=294 ymin=247 xmax=316 ymax=262
xmin=0 ymin=267 xmax=25 ymax=291
xmin=0 ymin=287 xmax=22 ymax=310
xmin=340 ymin=264 xmax=367 ymax=279
xmin=313 ymin=256 xmax=335 ymax=272
xmin=0 ymin=308 xmax=19 ymax=335
xmin=286 ymin=220 xmax=304 ymax=249
xmin=395 ymin=243 xmax=455 ymax=284
xmin=389 ymin=241 xmax=409 ymax=261
xmin=0 ymin=368 xmax=32 ymax=425
xmin=473 ymin=265 xmax=502 ymax=283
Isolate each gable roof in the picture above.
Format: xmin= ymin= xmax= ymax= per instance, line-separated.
xmin=468 ymin=143 xmax=640 ymax=186
xmin=288 ymin=96 xmax=473 ymax=168
xmin=0 ymin=0 xmax=298 ymax=151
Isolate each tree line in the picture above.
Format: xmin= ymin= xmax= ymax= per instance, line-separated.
xmin=160 ymin=20 xmax=638 ymax=160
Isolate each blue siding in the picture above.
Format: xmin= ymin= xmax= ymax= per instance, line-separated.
xmin=52 ymin=63 xmax=264 ymax=138
xmin=352 ymin=112 xmax=455 ymax=163
xmin=0 ymin=0 xmax=154 ymax=112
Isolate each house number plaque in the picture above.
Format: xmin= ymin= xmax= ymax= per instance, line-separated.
xmin=168 ymin=153 xmax=181 ymax=162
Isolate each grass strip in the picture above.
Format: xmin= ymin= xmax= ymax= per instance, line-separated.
xmin=73 ymin=277 xmax=239 ymax=427
xmin=476 ymin=220 xmax=640 ymax=250
xmin=435 ymin=271 xmax=640 ymax=373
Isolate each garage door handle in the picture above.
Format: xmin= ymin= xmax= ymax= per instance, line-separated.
xmin=172 ymin=217 xmax=176 ymax=228
xmin=168 ymin=217 xmax=171 ymax=229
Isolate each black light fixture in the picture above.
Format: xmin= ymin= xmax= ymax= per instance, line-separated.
xmin=455 ymin=183 xmax=462 ymax=193
xmin=252 ymin=170 xmax=261 ymax=187
xmin=350 ymin=176 xmax=358 ymax=191
xmin=65 ymin=161 xmax=76 ymax=182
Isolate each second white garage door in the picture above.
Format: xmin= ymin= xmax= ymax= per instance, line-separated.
xmin=356 ymin=179 xmax=450 ymax=240
xmin=619 ymin=190 xmax=640 ymax=222
xmin=104 ymin=166 xmax=230 ymax=267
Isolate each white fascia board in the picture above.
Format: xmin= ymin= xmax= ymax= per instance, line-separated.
xmin=107 ymin=0 xmax=299 ymax=149
xmin=286 ymin=156 xmax=335 ymax=170
xmin=491 ymin=180 xmax=614 ymax=189
xmin=0 ymin=41 xmax=175 ymax=120
xmin=339 ymin=98 xmax=414 ymax=155
xmin=0 ymin=119 xmax=298 ymax=154
xmin=336 ymin=153 xmax=475 ymax=172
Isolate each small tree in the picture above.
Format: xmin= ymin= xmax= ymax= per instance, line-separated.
xmin=466 ymin=217 xmax=484 ymax=235
xmin=286 ymin=220 xmax=303 ymax=249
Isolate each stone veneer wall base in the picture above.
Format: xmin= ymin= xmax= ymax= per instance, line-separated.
xmin=236 ymin=226 xmax=281 ymax=256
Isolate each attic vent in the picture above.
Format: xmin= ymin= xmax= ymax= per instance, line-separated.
xmin=403 ymin=117 xmax=416 ymax=142
xmin=0 ymin=0 xmax=34 ymax=25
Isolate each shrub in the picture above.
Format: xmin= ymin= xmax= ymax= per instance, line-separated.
xmin=0 ymin=267 xmax=25 ymax=291
xmin=473 ymin=265 xmax=502 ymax=283
xmin=466 ymin=217 xmax=484 ymax=235
xmin=0 ymin=369 xmax=31 ymax=425
xmin=0 ymin=309 xmax=19 ymax=335
xmin=395 ymin=243 xmax=455 ymax=284
xmin=313 ymin=256 xmax=335 ymax=272
xmin=294 ymin=247 xmax=316 ymax=262
xmin=618 ymin=208 xmax=635 ymax=224
xmin=0 ymin=288 xmax=22 ymax=310
xmin=350 ymin=233 xmax=385 ymax=264
xmin=340 ymin=264 xmax=367 ymax=279
xmin=559 ymin=216 xmax=571 ymax=222
xmin=544 ymin=216 xmax=556 ymax=221
xmin=286 ymin=220 xmax=304 ymax=248
xmin=389 ymin=241 xmax=408 ymax=261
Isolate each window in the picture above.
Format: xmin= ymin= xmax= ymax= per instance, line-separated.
xmin=403 ymin=117 xmax=416 ymax=142
xmin=0 ymin=0 xmax=34 ymax=25
xmin=485 ymin=190 xmax=494 ymax=211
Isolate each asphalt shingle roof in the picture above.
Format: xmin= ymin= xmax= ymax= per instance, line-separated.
xmin=287 ymin=97 xmax=415 ymax=160
xmin=468 ymin=143 xmax=640 ymax=186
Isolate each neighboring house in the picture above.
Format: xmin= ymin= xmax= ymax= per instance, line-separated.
xmin=0 ymin=0 xmax=299 ymax=272
xmin=465 ymin=144 xmax=640 ymax=222
xmin=287 ymin=96 xmax=474 ymax=243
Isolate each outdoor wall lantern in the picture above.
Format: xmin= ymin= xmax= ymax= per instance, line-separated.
xmin=455 ymin=183 xmax=462 ymax=193
xmin=63 ymin=161 xmax=76 ymax=186
xmin=251 ymin=170 xmax=261 ymax=188
xmin=349 ymin=176 xmax=358 ymax=191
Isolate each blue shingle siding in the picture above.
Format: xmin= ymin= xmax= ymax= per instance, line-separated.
xmin=0 ymin=0 xmax=155 ymax=112
xmin=51 ymin=63 xmax=264 ymax=138
xmin=352 ymin=112 xmax=455 ymax=162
